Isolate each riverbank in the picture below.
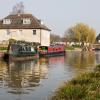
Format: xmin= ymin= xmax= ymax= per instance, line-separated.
xmin=65 ymin=46 xmax=82 ymax=51
xmin=51 ymin=64 xmax=100 ymax=100
xmin=0 ymin=51 xmax=7 ymax=59
xmin=0 ymin=45 xmax=8 ymax=59
xmin=65 ymin=48 xmax=82 ymax=51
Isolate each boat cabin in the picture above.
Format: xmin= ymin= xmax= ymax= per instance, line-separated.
xmin=9 ymin=44 xmax=37 ymax=56
xmin=38 ymin=44 xmax=65 ymax=57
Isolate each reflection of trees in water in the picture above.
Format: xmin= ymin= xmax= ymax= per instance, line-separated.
xmin=95 ymin=51 xmax=100 ymax=64
xmin=0 ymin=59 xmax=48 ymax=95
xmin=0 ymin=60 xmax=8 ymax=86
xmin=0 ymin=56 xmax=65 ymax=95
xmin=65 ymin=51 xmax=95 ymax=68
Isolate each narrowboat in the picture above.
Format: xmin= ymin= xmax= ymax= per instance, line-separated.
xmin=4 ymin=44 xmax=38 ymax=61
xmin=38 ymin=44 xmax=65 ymax=57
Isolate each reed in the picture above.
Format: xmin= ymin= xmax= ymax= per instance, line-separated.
xmin=51 ymin=64 xmax=100 ymax=100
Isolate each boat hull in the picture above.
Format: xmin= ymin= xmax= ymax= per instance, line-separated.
xmin=39 ymin=51 xmax=65 ymax=57
xmin=4 ymin=53 xmax=39 ymax=62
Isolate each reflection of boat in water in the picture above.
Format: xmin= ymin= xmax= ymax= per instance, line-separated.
xmin=0 ymin=59 xmax=48 ymax=95
xmin=4 ymin=44 xmax=39 ymax=61
xmin=49 ymin=56 xmax=64 ymax=64
xmin=38 ymin=45 xmax=65 ymax=57
xmin=39 ymin=55 xmax=65 ymax=65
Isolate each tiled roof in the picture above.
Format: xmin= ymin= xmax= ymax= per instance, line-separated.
xmin=0 ymin=14 xmax=51 ymax=31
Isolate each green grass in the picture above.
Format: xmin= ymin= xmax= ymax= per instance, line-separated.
xmin=0 ymin=47 xmax=7 ymax=51
xmin=66 ymin=45 xmax=82 ymax=50
xmin=66 ymin=46 xmax=75 ymax=50
xmin=51 ymin=64 xmax=100 ymax=100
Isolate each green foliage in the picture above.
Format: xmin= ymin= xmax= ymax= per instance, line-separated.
xmin=65 ymin=23 xmax=96 ymax=43
xmin=51 ymin=64 xmax=100 ymax=100
xmin=0 ymin=47 xmax=7 ymax=51
xmin=52 ymin=84 xmax=87 ymax=100
xmin=9 ymin=39 xmax=16 ymax=44
xmin=94 ymin=64 xmax=100 ymax=72
xmin=73 ymin=44 xmax=81 ymax=48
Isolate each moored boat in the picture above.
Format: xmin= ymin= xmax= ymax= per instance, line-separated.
xmin=38 ymin=44 xmax=65 ymax=57
xmin=4 ymin=44 xmax=38 ymax=61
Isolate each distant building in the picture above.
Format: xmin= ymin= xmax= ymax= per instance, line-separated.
xmin=0 ymin=14 xmax=51 ymax=46
xmin=96 ymin=33 xmax=100 ymax=43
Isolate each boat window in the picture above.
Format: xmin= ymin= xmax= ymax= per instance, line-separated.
xmin=22 ymin=47 xmax=25 ymax=51
xmin=31 ymin=47 xmax=34 ymax=52
xmin=25 ymin=46 xmax=29 ymax=51
xmin=18 ymin=46 xmax=22 ymax=52
xmin=28 ymin=47 xmax=31 ymax=51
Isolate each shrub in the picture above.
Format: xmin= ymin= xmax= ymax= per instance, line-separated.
xmin=95 ymin=64 xmax=100 ymax=72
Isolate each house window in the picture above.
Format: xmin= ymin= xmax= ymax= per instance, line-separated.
xmin=6 ymin=29 xmax=10 ymax=35
xmin=3 ymin=19 xmax=11 ymax=24
xmin=23 ymin=18 xmax=31 ymax=24
xmin=33 ymin=30 xmax=36 ymax=35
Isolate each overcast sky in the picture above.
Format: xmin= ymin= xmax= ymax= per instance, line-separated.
xmin=0 ymin=0 xmax=100 ymax=36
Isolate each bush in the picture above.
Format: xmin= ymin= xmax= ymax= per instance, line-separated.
xmin=0 ymin=47 xmax=7 ymax=51
xmin=95 ymin=64 xmax=100 ymax=72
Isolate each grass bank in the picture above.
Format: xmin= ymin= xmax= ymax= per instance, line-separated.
xmin=51 ymin=64 xmax=100 ymax=100
xmin=66 ymin=46 xmax=82 ymax=51
xmin=0 ymin=47 xmax=7 ymax=53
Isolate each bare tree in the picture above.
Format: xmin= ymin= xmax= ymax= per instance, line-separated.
xmin=11 ymin=2 xmax=24 ymax=14
xmin=64 ymin=27 xmax=75 ymax=42
xmin=50 ymin=33 xmax=61 ymax=43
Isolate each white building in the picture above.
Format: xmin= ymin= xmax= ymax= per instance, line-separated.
xmin=0 ymin=14 xmax=51 ymax=46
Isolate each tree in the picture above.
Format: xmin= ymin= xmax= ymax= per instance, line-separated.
xmin=50 ymin=34 xmax=61 ymax=43
xmin=64 ymin=28 xmax=75 ymax=42
xmin=11 ymin=2 xmax=24 ymax=14
xmin=87 ymin=28 xmax=96 ymax=43
xmin=64 ymin=23 xmax=96 ymax=44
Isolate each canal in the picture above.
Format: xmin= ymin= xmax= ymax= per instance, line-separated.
xmin=0 ymin=51 xmax=100 ymax=100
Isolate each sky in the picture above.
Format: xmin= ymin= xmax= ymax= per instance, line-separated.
xmin=0 ymin=0 xmax=100 ymax=36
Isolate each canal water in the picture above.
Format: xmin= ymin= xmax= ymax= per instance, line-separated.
xmin=0 ymin=51 xmax=100 ymax=100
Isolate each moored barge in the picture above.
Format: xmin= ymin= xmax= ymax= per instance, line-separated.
xmin=4 ymin=44 xmax=38 ymax=61
xmin=38 ymin=44 xmax=65 ymax=57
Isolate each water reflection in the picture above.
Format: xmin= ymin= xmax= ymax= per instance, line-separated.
xmin=0 ymin=51 xmax=99 ymax=100
xmin=48 ymin=56 xmax=64 ymax=65
xmin=95 ymin=51 xmax=100 ymax=64
xmin=65 ymin=51 xmax=96 ymax=68
xmin=7 ymin=60 xmax=49 ymax=94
